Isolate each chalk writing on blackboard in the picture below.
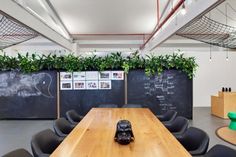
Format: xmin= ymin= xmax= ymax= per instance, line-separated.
xmin=144 ymin=73 xmax=176 ymax=111
xmin=0 ymin=72 xmax=53 ymax=98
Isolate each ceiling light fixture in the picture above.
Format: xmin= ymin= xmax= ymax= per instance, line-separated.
xmin=226 ymin=48 xmax=229 ymax=61
xmin=181 ymin=3 xmax=187 ymax=15
xmin=209 ymin=44 xmax=212 ymax=62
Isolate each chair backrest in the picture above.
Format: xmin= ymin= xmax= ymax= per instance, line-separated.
xmin=66 ymin=110 xmax=81 ymax=122
xmin=54 ymin=118 xmax=74 ymax=136
xmin=2 ymin=149 xmax=33 ymax=157
xmin=165 ymin=116 xmax=189 ymax=133
xmin=31 ymin=129 xmax=62 ymax=157
xmin=204 ymin=144 xmax=236 ymax=157
xmin=162 ymin=110 xmax=177 ymax=121
xmin=122 ymin=104 xmax=143 ymax=108
xmin=98 ymin=104 xmax=118 ymax=108
xmin=179 ymin=127 xmax=209 ymax=154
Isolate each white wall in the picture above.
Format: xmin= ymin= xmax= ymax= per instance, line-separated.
xmin=1 ymin=36 xmax=70 ymax=57
xmin=151 ymin=47 xmax=236 ymax=107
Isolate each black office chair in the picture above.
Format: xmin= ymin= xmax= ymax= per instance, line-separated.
xmin=156 ymin=110 xmax=177 ymax=123
xmin=66 ymin=109 xmax=83 ymax=125
xmin=176 ymin=127 xmax=209 ymax=156
xmin=31 ymin=129 xmax=63 ymax=157
xmin=53 ymin=118 xmax=75 ymax=137
xmin=98 ymin=104 xmax=118 ymax=108
xmin=164 ymin=116 xmax=189 ymax=136
xmin=122 ymin=104 xmax=143 ymax=108
xmin=2 ymin=149 xmax=33 ymax=157
xmin=204 ymin=144 xmax=236 ymax=157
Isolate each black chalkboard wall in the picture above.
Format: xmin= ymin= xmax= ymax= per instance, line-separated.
xmin=127 ymin=70 xmax=193 ymax=119
xmin=60 ymin=80 xmax=125 ymax=117
xmin=0 ymin=71 xmax=57 ymax=119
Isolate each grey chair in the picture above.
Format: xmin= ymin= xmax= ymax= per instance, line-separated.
xmin=122 ymin=104 xmax=143 ymax=108
xmin=164 ymin=116 xmax=189 ymax=136
xmin=66 ymin=109 xmax=83 ymax=125
xmin=2 ymin=149 xmax=33 ymax=157
xmin=31 ymin=129 xmax=63 ymax=157
xmin=204 ymin=144 xmax=236 ymax=157
xmin=53 ymin=118 xmax=75 ymax=137
xmin=98 ymin=104 xmax=118 ymax=108
xmin=176 ymin=127 xmax=209 ymax=156
xmin=156 ymin=110 xmax=177 ymax=123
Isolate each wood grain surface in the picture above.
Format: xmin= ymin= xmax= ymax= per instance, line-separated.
xmin=51 ymin=108 xmax=191 ymax=157
xmin=216 ymin=126 xmax=236 ymax=145
xmin=211 ymin=92 xmax=236 ymax=119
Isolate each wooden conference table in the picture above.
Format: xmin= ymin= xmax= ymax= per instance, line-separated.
xmin=51 ymin=108 xmax=191 ymax=157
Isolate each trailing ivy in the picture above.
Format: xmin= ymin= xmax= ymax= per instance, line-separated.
xmin=0 ymin=52 xmax=198 ymax=79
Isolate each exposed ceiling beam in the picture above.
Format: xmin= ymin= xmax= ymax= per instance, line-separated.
xmin=77 ymin=40 xmax=143 ymax=45
xmin=0 ymin=0 xmax=74 ymax=51
xmin=142 ymin=0 xmax=225 ymax=52
xmin=44 ymin=0 xmax=71 ymax=39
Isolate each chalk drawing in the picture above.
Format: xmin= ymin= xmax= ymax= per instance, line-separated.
xmin=144 ymin=73 xmax=176 ymax=111
xmin=0 ymin=72 xmax=53 ymax=98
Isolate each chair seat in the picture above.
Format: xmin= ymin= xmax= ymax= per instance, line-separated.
xmin=2 ymin=149 xmax=33 ymax=157
xmin=164 ymin=116 xmax=189 ymax=136
xmin=53 ymin=118 xmax=75 ymax=137
xmin=204 ymin=144 xmax=236 ymax=157
xmin=156 ymin=110 xmax=177 ymax=122
xmin=66 ymin=110 xmax=83 ymax=125
xmin=31 ymin=129 xmax=63 ymax=157
xmin=176 ymin=127 xmax=209 ymax=156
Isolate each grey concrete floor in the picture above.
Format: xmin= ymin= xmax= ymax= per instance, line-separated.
xmin=0 ymin=107 xmax=235 ymax=156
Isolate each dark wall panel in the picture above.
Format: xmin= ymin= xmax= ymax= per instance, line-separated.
xmin=60 ymin=80 xmax=124 ymax=117
xmin=0 ymin=71 xmax=57 ymax=119
xmin=127 ymin=70 xmax=193 ymax=119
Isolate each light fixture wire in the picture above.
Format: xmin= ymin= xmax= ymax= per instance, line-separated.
xmin=209 ymin=11 xmax=212 ymax=61
xmin=225 ymin=4 xmax=229 ymax=61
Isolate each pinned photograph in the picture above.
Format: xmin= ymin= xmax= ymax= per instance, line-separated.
xmin=111 ymin=71 xmax=124 ymax=80
xmin=60 ymin=81 xmax=73 ymax=90
xmin=74 ymin=81 xmax=86 ymax=90
xmin=99 ymin=71 xmax=111 ymax=80
xmin=60 ymin=72 xmax=72 ymax=81
xmin=86 ymin=71 xmax=99 ymax=80
xmin=73 ymin=72 xmax=86 ymax=80
xmin=99 ymin=81 xmax=112 ymax=90
xmin=86 ymin=81 xmax=98 ymax=90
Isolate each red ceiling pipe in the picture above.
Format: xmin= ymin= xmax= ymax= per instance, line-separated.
xmin=160 ymin=0 xmax=172 ymax=20
xmin=140 ymin=0 xmax=185 ymax=50
xmin=157 ymin=0 xmax=160 ymax=25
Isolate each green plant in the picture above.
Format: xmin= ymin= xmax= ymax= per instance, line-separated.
xmin=145 ymin=53 xmax=198 ymax=79
xmin=122 ymin=51 xmax=145 ymax=73
xmin=0 ymin=51 xmax=198 ymax=79
xmin=17 ymin=53 xmax=42 ymax=73
xmin=0 ymin=53 xmax=18 ymax=71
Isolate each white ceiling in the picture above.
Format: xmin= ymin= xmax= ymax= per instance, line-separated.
xmin=7 ymin=0 xmax=232 ymax=51
xmin=49 ymin=0 xmax=158 ymax=34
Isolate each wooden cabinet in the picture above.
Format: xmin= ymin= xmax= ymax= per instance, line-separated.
xmin=211 ymin=92 xmax=236 ymax=119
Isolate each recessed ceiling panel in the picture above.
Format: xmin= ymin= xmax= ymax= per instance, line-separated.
xmin=50 ymin=0 xmax=158 ymax=34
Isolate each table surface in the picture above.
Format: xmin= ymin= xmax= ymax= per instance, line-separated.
xmin=51 ymin=108 xmax=191 ymax=157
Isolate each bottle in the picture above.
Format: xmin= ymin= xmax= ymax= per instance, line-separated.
xmin=225 ymin=88 xmax=228 ymax=92
xmin=222 ymin=87 xmax=225 ymax=92
xmin=229 ymin=87 xmax=231 ymax=92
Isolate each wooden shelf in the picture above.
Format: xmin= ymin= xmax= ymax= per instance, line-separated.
xmin=211 ymin=91 xmax=236 ymax=119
